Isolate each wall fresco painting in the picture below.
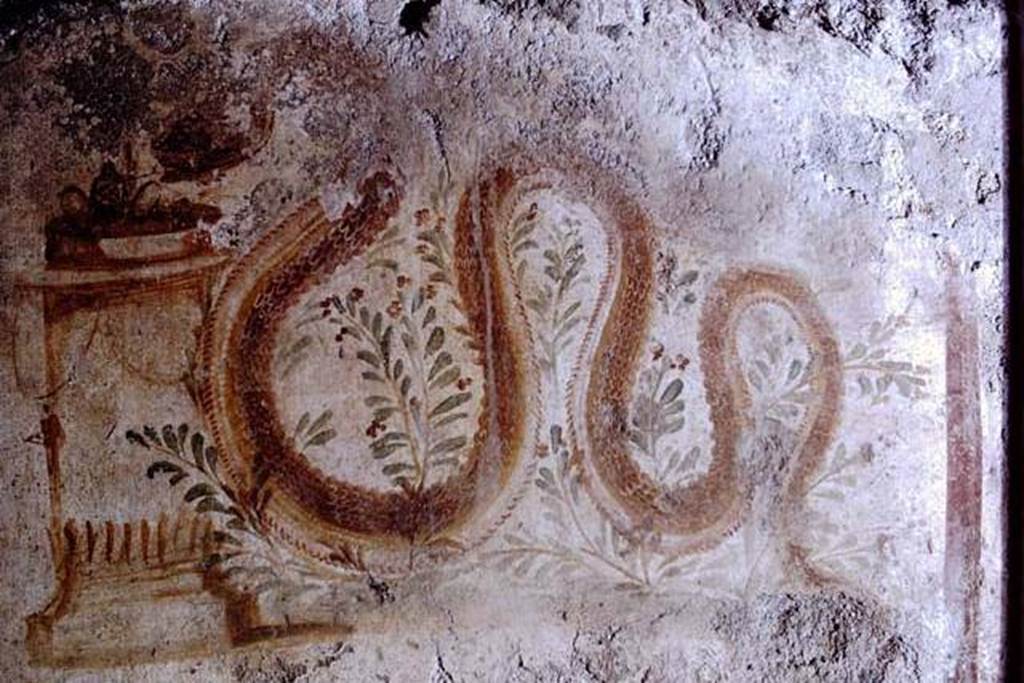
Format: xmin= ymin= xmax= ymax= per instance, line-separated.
xmin=0 ymin=2 xmax=1006 ymax=680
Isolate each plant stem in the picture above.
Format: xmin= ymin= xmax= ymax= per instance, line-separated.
xmin=554 ymin=466 xmax=649 ymax=588
xmin=343 ymin=308 xmax=428 ymax=492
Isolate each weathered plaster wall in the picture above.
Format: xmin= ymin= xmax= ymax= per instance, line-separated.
xmin=0 ymin=0 xmax=1007 ymax=681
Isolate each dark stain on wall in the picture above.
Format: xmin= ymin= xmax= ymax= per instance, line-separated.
xmin=54 ymin=39 xmax=155 ymax=153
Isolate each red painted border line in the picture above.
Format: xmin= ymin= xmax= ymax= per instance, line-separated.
xmin=944 ymin=258 xmax=983 ymax=682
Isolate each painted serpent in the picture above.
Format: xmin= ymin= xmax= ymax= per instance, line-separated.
xmin=200 ymin=158 xmax=843 ymax=576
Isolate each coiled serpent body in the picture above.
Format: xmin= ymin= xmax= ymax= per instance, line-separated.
xmin=200 ymin=158 xmax=842 ymax=577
